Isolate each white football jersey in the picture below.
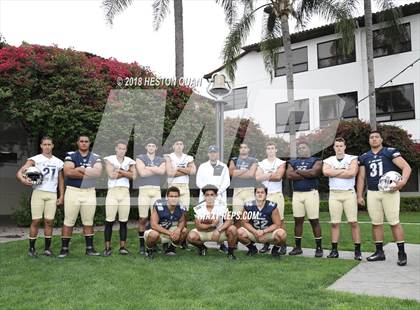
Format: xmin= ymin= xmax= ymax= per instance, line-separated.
xmin=104 ymin=155 xmax=135 ymax=188
xmin=258 ymin=158 xmax=285 ymax=193
xmin=29 ymin=154 xmax=64 ymax=193
xmin=193 ymin=203 xmax=228 ymax=227
xmin=167 ymin=152 xmax=194 ymax=185
xmin=324 ymin=154 xmax=357 ymax=190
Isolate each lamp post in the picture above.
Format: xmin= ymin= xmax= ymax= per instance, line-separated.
xmin=207 ymin=73 xmax=232 ymax=162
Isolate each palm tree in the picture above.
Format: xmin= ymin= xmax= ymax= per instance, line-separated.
xmin=102 ymin=0 xmax=184 ymax=79
xmin=220 ymin=0 xmax=355 ymax=158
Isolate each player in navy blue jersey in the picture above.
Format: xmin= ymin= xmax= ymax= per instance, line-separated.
xmin=287 ymin=142 xmax=323 ymax=257
xmin=58 ymin=135 xmax=103 ymax=258
xmin=144 ymin=186 xmax=188 ymax=259
xmin=357 ymin=131 xmax=411 ymax=266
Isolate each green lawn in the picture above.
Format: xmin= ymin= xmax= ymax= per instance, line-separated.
xmin=1 ymin=229 xmax=419 ymax=309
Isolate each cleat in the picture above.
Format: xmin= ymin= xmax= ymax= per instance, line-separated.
xmin=271 ymin=247 xmax=281 ymax=258
xmin=103 ymin=248 xmax=112 ymax=257
xmin=259 ymin=243 xmax=270 ymax=253
xmin=327 ymin=249 xmax=339 ymax=258
xmin=289 ymin=247 xmax=303 ymax=256
xmin=397 ymin=252 xmax=407 ymax=266
xmin=165 ymin=244 xmax=177 ymax=256
xmin=219 ymin=243 xmax=228 ymax=254
xmin=119 ymin=247 xmax=129 ymax=255
xmin=28 ymin=248 xmax=37 ymax=258
xmin=246 ymin=245 xmax=258 ymax=256
xmin=367 ymin=251 xmax=385 ymax=262
xmin=181 ymin=242 xmax=190 ymax=251
xmin=315 ymin=248 xmax=323 ymax=258
xmin=198 ymin=245 xmax=208 ymax=256
xmin=86 ymin=247 xmax=100 ymax=256
xmin=227 ymin=253 xmax=237 ymax=260
xmin=354 ymin=251 xmax=362 ymax=261
xmin=279 ymin=245 xmax=287 ymax=255
xmin=145 ymin=249 xmax=154 ymax=260
xmin=57 ymin=248 xmax=69 ymax=258
xmin=139 ymin=245 xmax=146 ymax=255
xmin=154 ymin=245 xmax=161 ymax=253
xmin=43 ymin=249 xmax=53 ymax=257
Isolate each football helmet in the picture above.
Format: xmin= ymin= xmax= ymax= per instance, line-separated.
xmin=378 ymin=171 xmax=402 ymax=192
xmin=25 ymin=167 xmax=43 ymax=185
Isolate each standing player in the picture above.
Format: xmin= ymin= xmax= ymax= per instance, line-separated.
xmin=255 ymin=141 xmax=287 ymax=254
xmin=229 ymin=143 xmax=258 ymax=218
xmin=16 ymin=136 xmax=64 ymax=257
xmin=323 ymin=137 xmax=361 ymax=260
xmin=187 ymin=185 xmax=238 ymax=260
xmin=135 ymin=137 xmax=166 ymax=254
xmin=238 ymin=184 xmax=287 ymax=257
xmin=196 ymin=145 xmax=230 ymax=253
xmin=58 ymin=135 xmax=102 ymax=258
xmin=357 ymin=131 xmax=411 ymax=266
xmin=144 ymin=186 xmax=188 ymax=259
xmin=287 ymin=142 xmax=323 ymax=257
xmin=103 ymin=140 xmax=136 ymax=256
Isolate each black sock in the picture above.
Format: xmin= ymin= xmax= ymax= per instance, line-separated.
xmin=332 ymin=242 xmax=338 ymax=251
xmin=315 ymin=238 xmax=322 ymax=249
xmin=295 ymin=237 xmax=302 ymax=248
xmin=61 ymin=237 xmax=70 ymax=249
xmin=272 ymin=245 xmax=280 ymax=252
xmin=375 ymin=242 xmax=383 ymax=252
xmin=397 ymin=242 xmax=405 ymax=253
xmin=228 ymin=247 xmax=234 ymax=255
xmin=119 ymin=221 xmax=127 ymax=242
xmin=104 ymin=221 xmax=114 ymax=242
xmin=139 ymin=232 xmax=145 ymax=247
xmin=85 ymin=235 xmax=94 ymax=248
xmin=44 ymin=237 xmax=52 ymax=250
xmin=29 ymin=238 xmax=36 ymax=249
xmin=355 ymin=243 xmax=361 ymax=253
xmin=246 ymin=242 xmax=255 ymax=249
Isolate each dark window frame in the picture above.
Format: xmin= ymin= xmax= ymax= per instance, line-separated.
xmin=275 ymin=46 xmax=308 ymax=77
xmin=375 ymin=83 xmax=415 ymax=122
xmin=224 ymin=86 xmax=248 ymax=111
xmin=373 ymin=22 xmax=411 ymax=58
xmin=319 ymin=91 xmax=359 ymax=128
xmin=317 ymin=38 xmax=356 ymax=69
xmin=275 ymin=99 xmax=310 ymax=134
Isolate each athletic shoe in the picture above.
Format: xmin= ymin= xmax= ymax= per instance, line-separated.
xmin=259 ymin=243 xmax=270 ymax=253
xmin=103 ymin=248 xmax=112 ymax=257
xmin=354 ymin=251 xmax=362 ymax=261
xmin=198 ymin=245 xmax=208 ymax=256
xmin=279 ymin=245 xmax=287 ymax=255
xmin=367 ymin=251 xmax=386 ymax=262
xmin=165 ymin=244 xmax=177 ymax=256
xmin=271 ymin=246 xmax=281 ymax=258
xmin=119 ymin=247 xmax=129 ymax=255
xmin=219 ymin=243 xmax=228 ymax=254
xmin=139 ymin=245 xmax=146 ymax=255
xmin=28 ymin=248 xmax=37 ymax=258
xmin=397 ymin=252 xmax=407 ymax=266
xmin=145 ymin=249 xmax=154 ymax=260
xmin=288 ymin=247 xmax=303 ymax=256
xmin=227 ymin=253 xmax=237 ymax=260
xmin=86 ymin=247 xmax=100 ymax=256
xmin=246 ymin=245 xmax=258 ymax=256
xmin=43 ymin=249 xmax=53 ymax=257
xmin=315 ymin=247 xmax=323 ymax=258
xmin=154 ymin=245 xmax=161 ymax=253
xmin=57 ymin=248 xmax=69 ymax=258
xmin=327 ymin=249 xmax=339 ymax=258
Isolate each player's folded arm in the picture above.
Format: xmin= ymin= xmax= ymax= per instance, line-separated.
xmin=286 ymin=165 xmax=304 ymax=180
xmin=269 ymin=163 xmax=285 ymax=181
xmin=84 ymin=162 xmax=102 ymax=178
xmin=296 ymin=160 xmax=322 ymax=178
xmin=63 ymin=161 xmax=84 ymax=179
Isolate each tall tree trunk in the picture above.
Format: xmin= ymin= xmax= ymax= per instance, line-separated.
xmin=364 ymin=0 xmax=377 ymax=130
xmin=173 ymin=0 xmax=184 ymax=80
xmin=280 ymin=12 xmax=296 ymax=159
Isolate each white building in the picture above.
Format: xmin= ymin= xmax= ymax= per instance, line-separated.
xmin=204 ymin=2 xmax=420 ymax=193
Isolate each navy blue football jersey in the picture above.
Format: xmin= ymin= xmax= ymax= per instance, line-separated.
xmin=288 ymin=157 xmax=321 ymax=191
xmin=358 ymin=147 xmax=401 ymax=191
xmin=230 ymin=156 xmax=258 ymax=188
xmin=244 ymin=200 xmax=277 ymax=230
xmin=64 ymin=151 xmax=101 ymax=188
xmin=135 ymin=154 xmax=164 ymax=187
xmin=151 ymin=199 xmax=186 ymax=229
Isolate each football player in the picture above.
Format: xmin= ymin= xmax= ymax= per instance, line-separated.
xmin=357 ymin=131 xmax=411 ymax=266
xmin=323 ymin=137 xmax=361 ymax=260
xmin=16 ymin=136 xmax=64 ymax=257
xmin=255 ymin=141 xmax=287 ymax=254
xmin=287 ymin=142 xmax=323 ymax=257
xmin=135 ymin=137 xmax=166 ymax=254
xmin=144 ymin=186 xmax=188 ymax=259
xmin=187 ymin=185 xmax=237 ymax=260
xmin=58 ymin=135 xmax=102 ymax=258
xmin=238 ymin=184 xmax=287 ymax=257
xmin=196 ymin=145 xmax=230 ymax=253
xmin=103 ymin=140 xmax=136 ymax=256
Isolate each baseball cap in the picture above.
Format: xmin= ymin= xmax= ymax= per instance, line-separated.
xmin=208 ymin=145 xmax=219 ymax=153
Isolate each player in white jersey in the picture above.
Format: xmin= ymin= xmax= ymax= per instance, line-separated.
xmin=323 ymin=137 xmax=361 ymax=260
xmin=16 ymin=136 xmax=64 ymax=257
xmin=103 ymin=140 xmax=136 ymax=256
xmin=255 ymin=141 xmax=287 ymax=254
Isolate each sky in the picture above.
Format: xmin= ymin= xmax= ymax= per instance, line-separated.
xmin=0 ymin=0 xmax=415 ymax=96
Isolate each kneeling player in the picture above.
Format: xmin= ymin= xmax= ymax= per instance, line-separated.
xmin=238 ymin=184 xmax=287 ymax=257
xmin=144 ymin=186 xmax=188 ymax=259
xmin=187 ymin=185 xmax=237 ymax=260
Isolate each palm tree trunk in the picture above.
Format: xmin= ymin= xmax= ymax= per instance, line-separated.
xmin=364 ymin=0 xmax=377 ymax=130
xmin=173 ymin=0 xmax=184 ymax=80
xmin=280 ymin=12 xmax=296 ymax=159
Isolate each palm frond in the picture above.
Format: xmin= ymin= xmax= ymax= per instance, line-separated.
xmin=102 ymin=0 xmax=133 ymax=25
xmin=216 ymin=0 xmax=238 ymax=25
xmin=152 ymin=0 xmax=171 ymax=31
xmin=261 ymin=10 xmax=282 ymax=81
xmin=375 ymin=0 xmax=406 ymax=42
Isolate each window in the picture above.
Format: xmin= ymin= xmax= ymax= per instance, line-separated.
xmin=224 ymin=87 xmax=247 ymax=111
xmin=373 ymin=23 xmax=411 ymax=58
xmin=275 ymin=47 xmax=308 ymax=77
xmin=376 ymin=83 xmax=415 ymax=122
xmin=319 ymin=92 xmax=358 ymax=127
xmin=317 ymin=38 xmax=356 ymax=68
xmin=276 ymin=99 xmax=310 ymax=133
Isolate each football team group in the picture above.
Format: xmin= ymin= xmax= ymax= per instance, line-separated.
xmin=17 ymin=131 xmax=411 ymax=265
